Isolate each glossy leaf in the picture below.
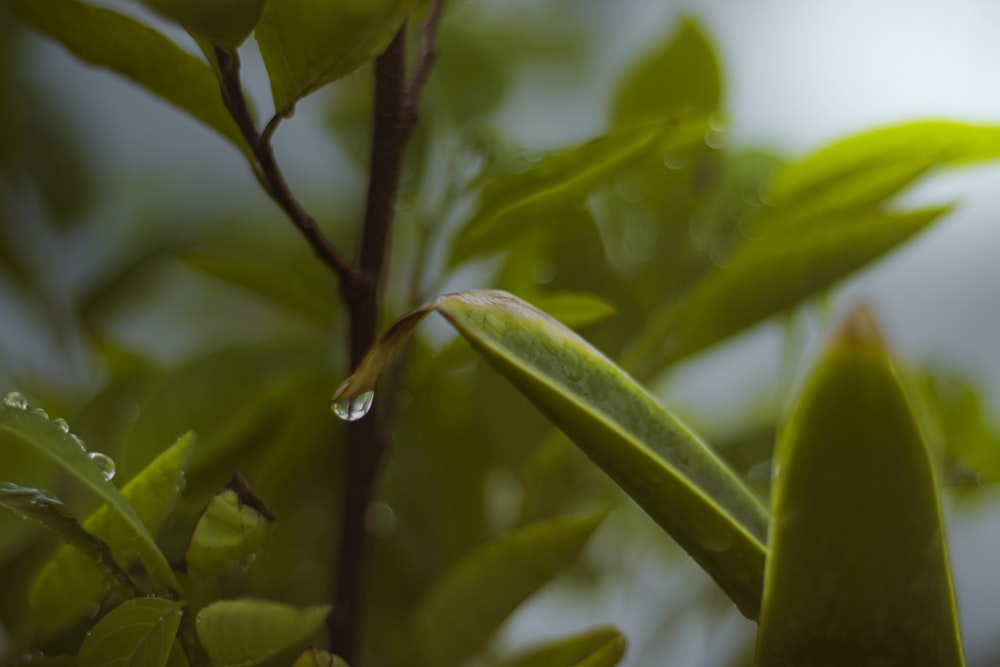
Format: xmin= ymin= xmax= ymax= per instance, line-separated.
xmin=185 ymin=474 xmax=275 ymax=578
xmin=499 ymin=625 xmax=626 ymax=667
xmin=611 ymin=17 xmax=720 ymax=126
xmin=413 ymin=512 xmax=607 ymax=667
xmin=0 ymin=403 xmax=180 ymax=592
xmin=449 ymin=117 xmax=708 ymax=265
xmin=627 ymin=205 xmax=951 ymax=370
xmin=291 ymin=648 xmax=349 ymax=667
xmin=139 ymin=0 xmax=265 ymax=49
xmin=756 ymin=307 xmax=964 ymax=665
xmin=195 ymin=599 xmax=330 ymax=667
xmin=332 ymin=290 xmax=769 ymax=618
xmin=78 ymin=597 xmax=183 ymax=667
xmin=0 ymin=483 xmax=135 ymax=598
xmin=255 ymin=0 xmax=412 ymax=117
xmin=8 ymin=0 xmax=244 ymax=149
xmin=29 ymin=433 xmax=195 ymax=636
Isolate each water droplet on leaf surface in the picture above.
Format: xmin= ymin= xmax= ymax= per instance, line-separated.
xmin=3 ymin=392 xmax=29 ymax=410
xmin=52 ymin=418 xmax=70 ymax=433
xmin=87 ymin=452 xmax=116 ymax=481
xmin=332 ymin=390 xmax=375 ymax=422
xmin=30 ymin=408 xmax=49 ymax=420
xmin=69 ymin=433 xmax=87 ymax=452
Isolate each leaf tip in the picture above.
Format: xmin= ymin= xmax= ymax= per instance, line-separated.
xmin=834 ymin=302 xmax=887 ymax=351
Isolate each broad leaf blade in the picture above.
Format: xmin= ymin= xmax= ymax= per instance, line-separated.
xmin=756 ymin=307 xmax=964 ymax=665
xmin=255 ymin=0 xmax=411 ymax=116
xmin=450 ymin=118 xmax=708 ymax=265
xmin=78 ymin=597 xmax=183 ymax=667
xmin=500 ymin=625 xmax=626 ymax=667
xmin=413 ymin=512 xmax=607 ymax=667
xmin=138 ymin=0 xmax=265 ymax=49
xmin=332 ymin=290 xmax=769 ymax=618
xmin=628 ymin=205 xmax=950 ymax=370
xmin=195 ymin=599 xmax=330 ymax=667
xmin=29 ymin=433 xmax=195 ymax=636
xmin=9 ymin=0 xmax=244 ymax=150
xmin=0 ymin=404 xmax=180 ymax=592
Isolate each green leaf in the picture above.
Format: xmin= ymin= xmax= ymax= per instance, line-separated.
xmin=758 ymin=121 xmax=1000 ymax=232
xmin=8 ymin=0 xmax=244 ymax=150
xmin=0 ymin=483 xmax=136 ymax=598
xmin=0 ymin=402 xmax=181 ymax=592
xmin=627 ymin=205 xmax=951 ymax=370
xmin=499 ymin=625 xmax=626 ymax=667
xmin=29 ymin=432 xmax=195 ymax=636
xmin=166 ymin=642 xmax=191 ymax=667
xmin=195 ymin=599 xmax=330 ymax=667
xmin=450 ymin=117 xmax=708 ymax=265
xmin=291 ymin=648 xmax=349 ymax=667
xmin=412 ymin=512 xmax=607 ymax=667
xmin=756 ymin=307 xmax=964 ymax=665
xmin=332 ymin=290 xmax=769 ymax=619
xmin=78 ymin=597 xmax=184 ymax=667
xmin=138 ymin=0 xmax=265 ymax=49
xmin=611 ymin=17 xmax=720 ymax=126
xmin=185 ymin=473 xmax=275 ymax=579
xmin=531 ymin=292 xmax=616 ymax=330
xmin=255 ymin=0 xmax=412 ymax=117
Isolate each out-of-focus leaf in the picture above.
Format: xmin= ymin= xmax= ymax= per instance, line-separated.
xmin=78 ymin=597 xmax=183 ymax=667
xmin=332 ymin=291 xmax=769 ymax=619
xmin=499 ymin=625 xmax=627 ymax=667
xmin=627 ymin=205 xmax=951 ymax=370
xmin=450 ymin=117 xmax=708 ymax=265
xmin=532 ymin=292 xmax=615 ymax=330
xmin=166 ymin=642 xmax=190 ymax=667
xmin=255 ymin=0 xmax=412 ymax=117
xmin=755 ymin=121 xmax=1000 ymax=233
xmin=8 ymin=0 xmax=244 ymax=149
xmin=756 ymin=307 xmax=964 ymax=665
xmin=195 ymin=599 xmax=330 ymax=667
xmin=29 ymin=432 xmax=194 ymax=636
xmin=291 ymin=648 xmax=349 ymax=667
xmin=0 ymin=483 xmax=136 ymax=597
xmin=412 ymin=512 xmax=607 ymax=667
xmin=426 ymin=23 xmax=509 ymax=125
xmin=139 ymin=0 xmax=265 ymax=49
xmin=185 ymin=473 xmax=275 ymax=579
xmin=0 ymin=402 xmax=180 ymax=592
xmin=121 ymin=344 xmax=325 ymax=480
xmin=611 ymin=17 xmax=720 ymax=126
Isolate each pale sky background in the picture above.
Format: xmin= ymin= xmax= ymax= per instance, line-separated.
xmin=6 ymin=1 xmax=1000 ymax=664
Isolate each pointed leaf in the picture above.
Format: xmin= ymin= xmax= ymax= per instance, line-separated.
xmin=291 ymin=648 xmax=349 ymax=667
xmin=78 ymin=597 xmax=184 ymax=667
xmin=756 ymin=307 xmax=964 ymax=665
xmin=255 ymin=0 xmax=412 ymax=116
xmin=0 ymin=403 xmax=181 ymax=592
xmin=185 ymin=473 xmax=276 ymax=579
xmin=611 ymin=17 xmax=720 ymax=126
xmin=138 ymin=0 xmax=265 ymax=49
xmin=195 ymin=599 xmax=330 ymax=667
xmin=0 ymin=483 xmax=136 ymax=597
xmin=332 ymin=290 xmax=769 ymax=618
xmin=532 ymin=292 xmax=616 ymax=330
xmin=450 ymin=117 xmax=708 ymax=265
xmin=413 ymin=512 xmax=607 ymax=667
xmin=9 ymin=0 xmax=244 ymax=149
xmin=500 ymin=625 xmax=626 ymax=667
xmin=628 ymin=205 xmax=950 ymax=370
xmin=29 ymin=432 xmax=195 ymax=636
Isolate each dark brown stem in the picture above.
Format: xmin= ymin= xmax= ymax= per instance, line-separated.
xmin=330 ymin=2 xmax=448 ymax=661
xmin=214 ymin=48 xmax=359 ymax=286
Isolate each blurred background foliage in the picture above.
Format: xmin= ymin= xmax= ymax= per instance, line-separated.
xmin=1 ymin=1 xmax=999 ymax=665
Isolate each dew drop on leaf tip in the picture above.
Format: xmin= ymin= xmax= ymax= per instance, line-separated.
xmin=3 ymin=391 xmax=29 ymax=410
xmin=332 ymin=390 xmax=375 ymax=422
xmin=87 ymin=451 xmax=116 ymax=481
xmin=52 ymin=417 xmax=70 ymax=433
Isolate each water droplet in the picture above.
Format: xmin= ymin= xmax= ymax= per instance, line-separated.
xmin=52 ymin=417 xmax=70 ymax=433
xmin=70 ymin=433 xmax=87 ymax=453
xmin=663 ymin=154 xmax=686 ymax=170
xmin=332 ymin=390 xmax=375 ymax=422
xmin=87 ymin=452 xmax=116 ymax=481
xmin=30 ymin=407 xmax=49 ymax=420
xmin=3 ymin=392 xmax=29 ymax=410
xmin=364 ymin=502 xmax=397 ymax=537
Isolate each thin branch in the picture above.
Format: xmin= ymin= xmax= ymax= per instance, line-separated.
xmin=214 ymin=47 xmax=359 ymax=286
xmin=405 ymin=0 xmax=448 ymax=117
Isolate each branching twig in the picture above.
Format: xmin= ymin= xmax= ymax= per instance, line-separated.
xmin=214 ymin=48 xmax=359 ymax=286
xmin=405 ymin=0 xmax=448 ymax=118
